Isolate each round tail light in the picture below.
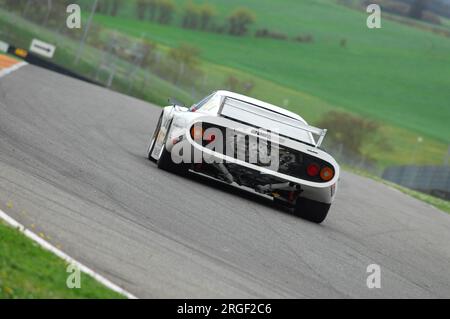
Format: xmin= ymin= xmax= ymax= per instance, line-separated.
xmin=306 ymin=163 xmax=320 ymax=177
xmin=190 ymin=126 xmax=204 ymax=140
xmin=320 ymin=166 xmax=334 ymax=181
xmin=204 ymin=133 xmax=215 ymax=142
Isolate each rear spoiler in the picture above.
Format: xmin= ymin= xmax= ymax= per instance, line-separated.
xmin=218 ymin=96 xmax=327 ymax=148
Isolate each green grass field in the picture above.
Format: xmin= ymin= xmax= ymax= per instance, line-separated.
xmin=0 ymin=221 xmax=124 ymax=298
xmin=92 ymin=0 xmax=450 ymax=145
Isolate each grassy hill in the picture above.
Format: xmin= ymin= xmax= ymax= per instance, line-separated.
xmin=93 ymin=0 xmax=450 ymax=144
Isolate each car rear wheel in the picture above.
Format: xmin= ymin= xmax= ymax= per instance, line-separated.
xmin=156 ymin=121 xmax=187 ymax=175
xmin=157 ymin=145 xmax=183 ymax=173
xmin=294 ymin=197 xmax=330 ymax=224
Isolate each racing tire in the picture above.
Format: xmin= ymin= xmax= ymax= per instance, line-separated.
xmin=157 ymin=145 xmax=185 ymax=174
xmin=294 ymin=197 xmax=330 ymax=224
xmin=156 ymin=120 xmax=187 ymax=175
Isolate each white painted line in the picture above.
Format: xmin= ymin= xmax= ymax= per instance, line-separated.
xmin=0 ymin=61 xmax=28 ymax=79
xmin=0 ymin=208 xmax=137 ymax=299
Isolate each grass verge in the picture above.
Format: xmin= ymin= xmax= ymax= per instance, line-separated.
xmin=0 ymin=221 xmax=125 ymax=299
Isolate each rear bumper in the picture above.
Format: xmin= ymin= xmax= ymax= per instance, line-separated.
xmin=165 ymin=115 xmax=339 ymax=204
xmin=167 ymin=139 xmax=337 ymax=204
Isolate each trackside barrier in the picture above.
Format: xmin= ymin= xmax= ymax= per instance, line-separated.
xmin=382 ymin=165 xmax=450 ymax=200
xmin=4 ymin=42 xmax=101 ymax=86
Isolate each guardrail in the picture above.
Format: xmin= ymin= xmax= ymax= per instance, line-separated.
xmin=382 ymin=165 xmax=450 ymax=200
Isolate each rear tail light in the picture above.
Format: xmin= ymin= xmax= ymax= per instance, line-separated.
xmin=306 ymin=163 xmax=320 ymax=177
xmin=320 ymin=166 xmax=334 ymax=181
xmin=190 ymin=126 xmax=204 ymax=140
xmin=204 ymin=133 xmax=215 ymax=142
xmin=307 ymin=163 xmax=334 ymax=181
xmin=191 ymin=124 xmax=217 ymax=144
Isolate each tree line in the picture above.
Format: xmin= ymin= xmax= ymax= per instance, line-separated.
xmin=96 ymin=0 xmax=257 ymax=37
xmin=360 ymin=0 xmax=441 ymax=25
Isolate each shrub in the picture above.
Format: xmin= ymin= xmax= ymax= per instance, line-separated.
xmin=255 ymin=28 xmax=288 ymax=41
xmin=182 ymin=1 xmax=200 ymax=29
xmin=141 ymin=40 xmax=158 ymax=68
xmin=227 ymin=7 xmax=256 ymax=36
xmin=136 ymin=0 xmax=149 ymax=20
xmin=167 ymin=44 xmax=202 ymax=84
xmin=293 ymin=34 xmax=314 ymax=43
xmin=86 ymin=24 xmax=105 ymax=49
xmin=157 ymin=0 xmax=175 ymax=25
xmin=199 ymin=3 xmax=217 ymax=30
xmin=315 ymin=111 xmax=390 ymax=158
xmin=224 ymin=75 xmax=255 ymax=94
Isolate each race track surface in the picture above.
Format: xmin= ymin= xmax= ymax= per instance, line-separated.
xmin=1 ymin=65 xmax=449 ymax=298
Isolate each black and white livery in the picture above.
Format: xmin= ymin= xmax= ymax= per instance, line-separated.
xmin=147 ymin=91 xmax=339 ymax=223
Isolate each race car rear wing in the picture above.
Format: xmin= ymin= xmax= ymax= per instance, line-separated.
xmin=218 ymin=96 xmax=327 ymax=148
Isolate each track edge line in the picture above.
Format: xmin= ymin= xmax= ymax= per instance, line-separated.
xmin=0 ymin=61 xmax=28 ymax=78
xmin=0 ymin=208 xmax=138 ymax=299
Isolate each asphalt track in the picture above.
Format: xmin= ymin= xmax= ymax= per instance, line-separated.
xmin=1 ymin=64 xmax=450 ymax=298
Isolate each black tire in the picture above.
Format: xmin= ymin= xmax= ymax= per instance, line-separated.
xmin=294 ymin=197 xmax=330 ymax=224
xmin=156 ymin=120 xmax=187 ymax=175
xmin=157 ymin=145 xmax=184 ymax=173
xmin=273 ymin=197 xmax=293 ymax=209
xmin=147 ymin=112 xmax=164 ymax=162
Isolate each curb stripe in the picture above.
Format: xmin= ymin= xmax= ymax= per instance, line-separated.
xmin=0 ymin=61 xmax=28 ymax=78
xmin=0 ymin=209 xmax=137 ymax=299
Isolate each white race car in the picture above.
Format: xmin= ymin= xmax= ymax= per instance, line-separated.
xmin=147 ymin=91 xmax=339 ymax=223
